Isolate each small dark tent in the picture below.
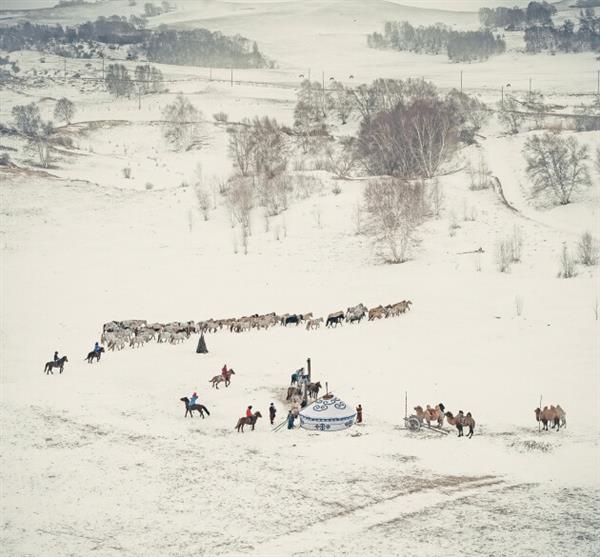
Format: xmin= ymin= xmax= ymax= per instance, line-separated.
xmin=196 ymin=332 xmax=208 ymax=354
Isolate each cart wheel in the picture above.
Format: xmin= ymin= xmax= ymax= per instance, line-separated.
xmin=407 ymin=417 xmax=421 ymax=431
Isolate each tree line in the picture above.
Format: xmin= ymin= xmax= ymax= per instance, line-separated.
xmin=524 ymin=8 xmax=600 ymax=52
xmin=367 ymin=21 xmax=506 ymax=62
xmin=479 ymin=1 xmax=556 ymax=29
xmin=0 ymin=17 xmax=270 ymax=68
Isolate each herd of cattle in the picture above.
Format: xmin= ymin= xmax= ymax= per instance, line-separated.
xmin=100 ymin=300 xmax=412 ymax=351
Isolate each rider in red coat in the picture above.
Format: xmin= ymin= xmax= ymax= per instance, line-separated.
xmin=222 ymin=364 xmax=228 ymax=378
xmin=246 ymin=405 xmax=253 ymax=418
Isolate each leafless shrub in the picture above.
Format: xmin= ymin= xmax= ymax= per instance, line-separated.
xmin=514 ymin=295 xmax=524 ymax=317
xmin=252 ymin=116 xmax=288 ymax=178
xmin=227 ymin=118 xmax=254 ymax=176
xmin=558 ymin=244 xmax=576 ymax=278
xmin=12 ymin=103 xmax=53 ymax=167
xmin=496 ymin=239 xmax=512 ymax=272
xmin=122 ymin=166 xmax=132 ymax=179
xmin=524 ymin=90 xmax=546 ymax=130
xmin=227 ymin=176 xmax=253 ymax=233
xmin=510 ymin=225 xmax=523 ymax=263
xmin=524 ymin=133 xmax=591 ymax=205
xmin=54 ymin=97 xmax=75 ymax=124
xmin=257 ymin=174 xmax=290 ymax=216
xmin=577 ymin=231 xmax=599 ymax=266
xmin=475 ymin=251 xmax=482 ymax=272
xmin=194 ymin=185 xmax=210 ymax=221
xmin=497 ymin=95 xmax=525 ymax=134
xmin=213 ymin=111 xmax=228 ymax=123
xmin=313 ymin=208 xmax=322 ymax=228
xmin=145 ymin=182 xmax=154 ymax=190
xmin=467 ymin=153 xmax=491 ymax=190
xmin=594 ymin=298 xmax=599 ymax=321
xmin=331 ymin=183 xmax=342 ymax=195
xmin=364 ymin=177 xmax=426 ymax=263
xmin=326 ymin=136 xmax=356 ymax=179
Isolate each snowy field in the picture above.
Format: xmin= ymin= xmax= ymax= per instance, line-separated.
xmin=1 ymin=0 xmax=600 ymax=556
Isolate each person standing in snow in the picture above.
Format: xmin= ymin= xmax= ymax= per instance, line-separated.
xmin=287 ymin=410 xmax=295 ymax=430
xmin=356 ymin=404 xmax=363 ymax=424
xmin=269 ymin=403 xmax=276 ymax=425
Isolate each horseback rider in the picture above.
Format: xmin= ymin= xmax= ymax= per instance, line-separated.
xmin=54 ymin=351 xmax=59 ymax=362
xmin=246 ymin=405 xmax=253 ymax=418
xmin=221 ymin=364 xmax=228 ymax=378
xmin=93 ymin=342 xmax=101 ymax=354
xmin=189 ymin=392 xmax=198 ymax=408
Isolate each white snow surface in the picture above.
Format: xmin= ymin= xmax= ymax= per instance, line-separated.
xmin=1 ymin=1 xmax=600 ymax=556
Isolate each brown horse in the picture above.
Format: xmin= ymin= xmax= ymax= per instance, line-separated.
xmin=209 ymin=369 xmax=235 ymax=389
xmin=307 ymin=381 xmax=322 ymax=399
xmin=235 ymin=411 xmax=262 ymax=432
xmin=180 ymin=397 xmax=210 ymax=418
xmin=414 ymin=405 xmax=444 ymax=428
xmin=445 ymin=411 xmax=475 ymax=438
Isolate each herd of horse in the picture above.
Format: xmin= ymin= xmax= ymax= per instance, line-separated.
xmin=95 ymin=301 xmax=413 ymax=352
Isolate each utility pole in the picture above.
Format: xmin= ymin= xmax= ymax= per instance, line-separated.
xmin=460 ymin=70 xmax=463 ymax=94
xmin=138 ymin=84 xmax=141 ymax=110
xmin=64 ymin=57 xmax=67 ymax=84
xmin=597 ymin=69 xmax=599 ymax=100
xmin=101 ymin=56 xmax=105 ymax=80
xmin=230 ymin=67 xmax=233 ymax=87
xmin=501 ymin=84 xmax=504 ymax=107
xmin=209 ymin=67 xmax=212 ymax=81
xmin=529 ymin=77 xmax=532 ymax=94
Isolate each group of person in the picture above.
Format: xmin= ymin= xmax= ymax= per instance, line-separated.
xmin=52 ymin=341 xmax=101 ymax=363
xmin=185 ymin=361 xmax=365 ymax=429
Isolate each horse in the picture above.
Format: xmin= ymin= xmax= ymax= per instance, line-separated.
xmin=535 ymin=406 xmax=561 ymax=431
xmin=346 ymin=304 xmax=367 ymax=323
xmin=305 ymin=317 xmax=323 ymax=330
xmin=180 ymin=397 xmax=210 ymax=418
xmin=414 ymin=404 xmax=444 ymax=428
xmin=84 ymin=347 xmax=105 ymax=363
xmin=44 ymin=356 xmax=68 ymax=375
xmin=235 ymin=411 xmax=262 ymax=432
xmin=368 ymin=306 xmax=386 ymax=320
xmin=307 ymin=381 xmax=322 ymax=399
xmin=283 ymin=314 xmax=300 ymax=326
xmin=326 ymin=311 xmax=344 ymax=327
xmin=209 ymin=369 xmax=235 ymax=389
xmin=445 ymin=411 xmax=475 ymax=438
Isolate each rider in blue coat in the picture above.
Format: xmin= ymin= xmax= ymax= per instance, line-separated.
xmin=189 ymin=392 xmax=198 ymax=408
xmin=94 ymin=342 xmax=100 ymax=353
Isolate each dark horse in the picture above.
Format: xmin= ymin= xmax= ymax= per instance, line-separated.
xmin=235 ymin=411 xmax=262 ymax=432
xmin=180 ymin=397 xmax=211 ymax=418
xmin=44 ymin=356 xmax=68 ymax=375
xmin=85 ymin=347 xmax=105 ymax=363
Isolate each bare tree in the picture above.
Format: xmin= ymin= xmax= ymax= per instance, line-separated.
xmin=252 ymin=116 xmax=287 ymax=178
xmin=257 ymin=174 xmax=289 ymax=216
xmin=227 ymin=118 xmax=255 ymax=176
xmin=105 ymin=64 xmax=133 ymax=98
xmin=497 ymin=95 xmax=525 ymax=134
xmin=161 ymin=94 xmax=202 ymax=151
xmin=12 ymin=103 xmax=53 ymax=167
xmin=54 ymin=97 xmax=75 ymax=124
xmin=466 ymin=152 xmax=491 ymax=190
xmin=364 ymin=177 xmax=425 ymax=263
xmin=134 ymin=64 xmax=164 ymax=94
xmin=524 ymin=133 xmax=591 ymax=205
xmin=329 ymin=81 xmax=354 ymax=124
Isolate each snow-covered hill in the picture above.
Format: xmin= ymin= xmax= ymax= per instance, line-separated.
xmin=1 ymin=1 xmax=599 ymax=555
